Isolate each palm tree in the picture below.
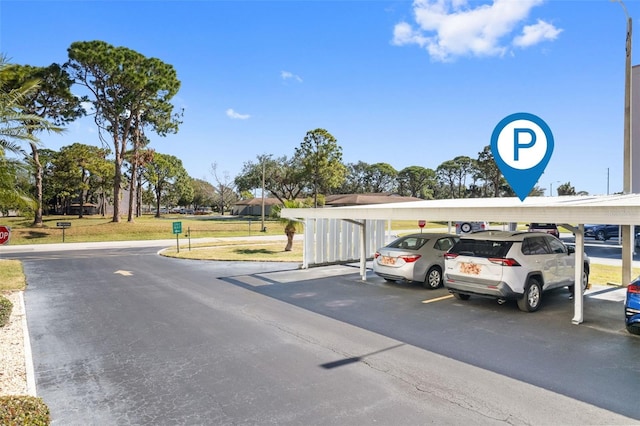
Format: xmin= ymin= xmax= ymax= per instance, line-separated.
xmin=0 ymin=55 xmax=60 ymax=212
xmin=270 ymin=199 xmax=310 ymax=251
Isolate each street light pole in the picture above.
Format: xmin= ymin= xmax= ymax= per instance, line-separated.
xmin=261 ymin=160 xmax=266 ymax=232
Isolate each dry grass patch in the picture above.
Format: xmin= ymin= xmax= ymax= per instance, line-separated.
xmin=589 ymin=264 xmax=640 ymax=286
xmin=0 ymin=260 xmax=26 ymax=291
xmin=162 ymin=240 xmax=303 ymax=262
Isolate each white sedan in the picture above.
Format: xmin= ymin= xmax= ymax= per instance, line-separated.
xmin=373 ymin=233 xmax=459 ymax=289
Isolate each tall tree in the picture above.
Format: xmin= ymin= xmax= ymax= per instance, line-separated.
xmin=397 ymin=166 xmax=436 ymax=199
xmin=66 ymin=40 xmax=182 ymax=222
xmin=2 ymin=63 xmax=85 ymax=226
xmin=338 ymin=161 xmax=370 ymax=193
xmin=211 ymin=162 xmax=237 ymax=215
xmin=235 ymin=154 xmax=307 ymax=202
xmin=557 ymin=182 xmax=577 ymax=196
xmin=294 ymin=128 xmax=346 ymax=206
xmin=190 ymin=178 xmax=216 ymax=210
xmin=143 ymin=153 xmax=190 ymax=217
xmin=474 ymin=145 xmax=503 ymax=197
xmin=436 ymin=160 xmax=460 ymax=198
xmin=452 ymin=155 xmax=473 ymax=198
xmin=369 ymin=162 xmax=398 ymax=193
xmin=124 ymin=145 xmax=155 ymax=220
xmin=55 ymin=143 xmax=111 ymax=218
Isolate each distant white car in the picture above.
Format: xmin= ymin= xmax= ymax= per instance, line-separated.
xmin=455 ymin=221 xmax=489 ymax=234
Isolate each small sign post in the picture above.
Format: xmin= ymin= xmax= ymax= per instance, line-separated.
xmin=172 ymin=221 xmax=182 ymax=253
xmin=418 ymin=220 xmax=426 ymax=233
xmin=56 ymin=222 xmax=71 ymax=242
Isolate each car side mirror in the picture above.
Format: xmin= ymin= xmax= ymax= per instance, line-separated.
xmin=567 ymin=246 xmax=575 ymax=255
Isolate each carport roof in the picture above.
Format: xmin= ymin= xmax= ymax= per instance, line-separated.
xmin=281 ymin=194 xmax=640 ymax=225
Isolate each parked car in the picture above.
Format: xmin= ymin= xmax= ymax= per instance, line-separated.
xmin=443 ymin=230 xmax=589 ymax=312
xmin=584 ymin=224 xmax=619 ymax=241
xmin=455 ymin=221 xmax=489 ymax=234
xmin=373 ymin=233 xmax=459 ymax=289
xmin=625 ymin=276 xmax=640 ymax=335
xmin=527 ymin=223 xmax=560 ymax=238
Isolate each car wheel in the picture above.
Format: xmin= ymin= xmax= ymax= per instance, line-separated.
xmin=517 ymin=278 xmax=542 ymax=312
xmin=453 ymin=292 xmax=470 ymax=300
xmin=582 ymin=266 xmax=590 ymax=291
xmin=596 ymin=230 xmax=607 ymax=241
xmin=423 ymin=266 xmax=442 ymax=289
xmin=626 ymin=325 xmax=640 ymax=335
xmin=460 ymin=222 xmax=472 ymax=233
xmin=569 ymin=266 xmax=590 ymax=295
xmin=384 ymin=278 xmax=396 ymax=283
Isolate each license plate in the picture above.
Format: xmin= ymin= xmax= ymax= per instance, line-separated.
xmin=380 ymin=256 xmax=396 ymax=266
xmin=459 ymin=262 xmax=482 ymax=275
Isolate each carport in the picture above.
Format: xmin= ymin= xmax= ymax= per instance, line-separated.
xmin=281 ymin=194 xmax=640 ymax=325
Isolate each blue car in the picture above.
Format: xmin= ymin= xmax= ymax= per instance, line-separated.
xmin=625 ymin=276 xmax=640 ymax=335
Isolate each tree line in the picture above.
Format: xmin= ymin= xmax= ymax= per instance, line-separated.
xmin=234 ymin=142 xmax=586 ymax=204
xmin=1 ymin=41 xmax=585 ymax=226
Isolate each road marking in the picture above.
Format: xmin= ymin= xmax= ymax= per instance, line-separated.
xmin=114 ymin=270 xmax=133 ymax=276
xmin=422 ymin=294 xmax=453 ymax=304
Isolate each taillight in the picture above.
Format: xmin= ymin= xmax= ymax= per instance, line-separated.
xmin=374 ymin=252 xmax=380 ymax=259
xmin=628 ymin=282 xmax=640 ymax=294
xmin=399 ymin=254 xmax=421 ymax=263
xmin=481 ymin=223 xmax=486 ymax=230
xmin=444 ymin=253 xmax=459 ymax=260
xmin=489 ymin=258 xmax=521 ymax=266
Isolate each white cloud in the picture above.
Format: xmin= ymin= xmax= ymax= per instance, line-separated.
xmin=513 ymin=19 xmax=562 ymax=47
xmin=80 ymin=101 xmax=94 ymax=114
xmin=226 ymin=108 xmax=250 ymax=120
xmin=392 ymin=0 xmax=561 ymax=61
xmin=281 ymin=70 xmax=303 ymax=83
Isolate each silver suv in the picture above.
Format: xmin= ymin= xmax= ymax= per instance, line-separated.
xmin=443 ymin=231 xmax=589 ymax=312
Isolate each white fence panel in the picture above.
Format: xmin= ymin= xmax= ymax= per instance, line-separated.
xmin=302 ymin=218 xmax=386 ymax=268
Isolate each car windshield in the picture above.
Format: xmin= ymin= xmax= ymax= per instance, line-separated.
xmin=388 ymin=236 xmax=430 ymax=250
xmin=449 ymin=239 xmax=513 ymax=258
xmin=530 ymin=223 xmax=556 ymax=229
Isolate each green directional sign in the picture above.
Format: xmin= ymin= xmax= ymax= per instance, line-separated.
xmin=172 ymin=221 xmax=182 ymax=235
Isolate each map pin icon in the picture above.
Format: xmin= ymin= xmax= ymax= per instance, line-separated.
xmin=490 ymin=113 xmax=554 ymax=201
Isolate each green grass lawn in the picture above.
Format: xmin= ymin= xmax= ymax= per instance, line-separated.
xmin=0 ymin=214 xmax=284 ymax=245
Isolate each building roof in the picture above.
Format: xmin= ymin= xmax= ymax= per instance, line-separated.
xmin=233 ymin=198 xmax=283 ymax=207
xmin=324 ymin=193 xmax=423 ymax=206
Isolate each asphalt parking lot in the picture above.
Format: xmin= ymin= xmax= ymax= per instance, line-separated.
xmin=3 ymin=244 xmax=640 ymax=423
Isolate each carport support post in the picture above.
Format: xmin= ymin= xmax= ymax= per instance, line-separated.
xmin=345 ymin=219 xmax=367 ymax=281
xmin=622 ymin=225 xmax=634 ymax=285
xmin=360 ymin=220 xmax=367 ymax=281
xmin=572 ymin=224 xmax=585 ymax=325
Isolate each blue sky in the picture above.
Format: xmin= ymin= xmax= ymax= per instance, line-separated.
xmin=0 ymin=0 xmax=635 ymax=196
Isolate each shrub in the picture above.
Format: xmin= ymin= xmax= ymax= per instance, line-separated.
xmin=0 ymin=395 xmax=50 ymax=425
xmin=0 ymin=295 xmax=13 ymax=327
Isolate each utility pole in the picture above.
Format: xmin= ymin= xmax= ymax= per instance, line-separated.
xmin=612 ymin=0 xmax=634 ymax=285
xmin=261 ymin=160 xmax=266 ymax=232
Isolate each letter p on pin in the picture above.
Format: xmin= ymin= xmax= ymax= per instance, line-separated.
xmin=513 ymin=128 xmax=536 ymax=161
